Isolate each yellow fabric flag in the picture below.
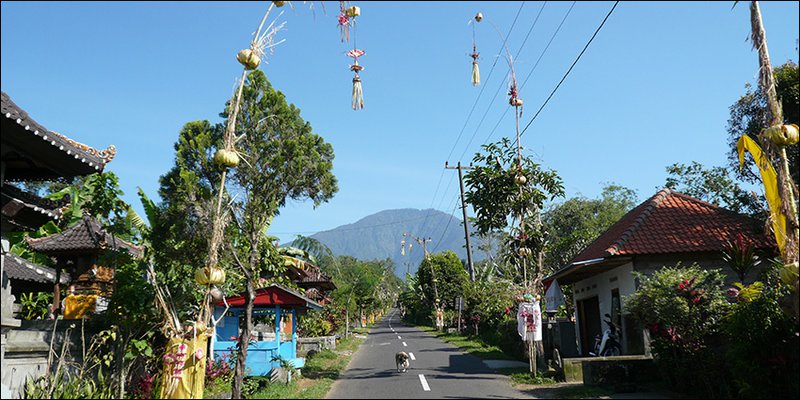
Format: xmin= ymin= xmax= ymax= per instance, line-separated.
xmin=159 ymin=328 xmax=209 ymax=399
xmin=737 ymin=134 xmax=786 ymax=256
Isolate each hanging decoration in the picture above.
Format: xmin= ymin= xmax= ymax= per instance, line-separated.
xmin=348 ymin=48 xmax=365 ymax=110
xmin=470 ymin=12 xmax=483 ymax=86
xmin=338 ymin=1 xmax=360 ymax=43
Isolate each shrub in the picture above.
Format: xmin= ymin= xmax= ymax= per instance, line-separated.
xmin=298 ymin=309 xmax=334 ymax=337
xmin=723 ymin=265 xmax=799 ymax=398
xmin=625 ymin=263 xmax=730 ymax=397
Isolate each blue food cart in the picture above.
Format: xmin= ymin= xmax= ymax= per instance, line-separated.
xmin=211 ymin=283 xmax=322 ymax=376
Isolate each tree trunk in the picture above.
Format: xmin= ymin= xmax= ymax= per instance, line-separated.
xmin=231 ymin=275 xmax=254 ymax=399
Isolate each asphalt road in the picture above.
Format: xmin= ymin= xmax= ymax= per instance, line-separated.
xmin=327 ymin=310 xmax=527 ymax=399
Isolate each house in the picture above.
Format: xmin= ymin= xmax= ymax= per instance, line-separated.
xmin=543 ymin=188 xmax=775 ymax=356
xmin=1 ymin=91 xmax=116 ymax=397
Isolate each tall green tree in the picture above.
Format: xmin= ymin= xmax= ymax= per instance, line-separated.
xmin=664 ymin=161 xmax=764 ymax=217
xmin=543 ymin=184 xmax=638 ymax=274
xmin=152 ymin=120 xmax=227 ymax=316
xmin=726 ymin=61 xmax=798 ymax=187
xmin=415 ymin=251 xmax=470 ymax=316
xmin=224 ymin=69 xmax=337 ymax=398
xmin=464 ymin=137 xmax=564 ymax=290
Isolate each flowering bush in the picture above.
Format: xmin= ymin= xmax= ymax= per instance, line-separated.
xmin=625 ymin=264 xmax=730 ymax=396
xmin=205 ymin=352 xmax=234 ymax=387
xmin=722 ymin=265 xmax=799 ymax=399
xmin=128 ymin=371 xmax=156 ymax=399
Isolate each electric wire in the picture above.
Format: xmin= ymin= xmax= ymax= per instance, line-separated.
xmin=418 ymin=1 xmax=526 ymax=238
xmin=456 ymin=1 xmax=549 ymax=163
xmin=480 ymin=1 xmax=577 ymax=147
xmin=431 ymin=195 xmax=463 ymax=253
xmin=519 ymin=1 xmax=619 ymax=138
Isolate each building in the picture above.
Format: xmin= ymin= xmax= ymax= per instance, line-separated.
xmin=1 ymin=91 xmax=116 ymax=397
xmin=543 ymin=188 xmax=775 ymax=356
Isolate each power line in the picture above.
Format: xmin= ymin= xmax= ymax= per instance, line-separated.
xmin=431 ymin=195 xmax=462 ymax=253
xmin=456 ymin=1 xmax=550 ymax=162
xmin=443 ymin=1 xmax=526 ymax=164
xmin=520 ymin=1 xmax=619 ymax=138
xmin=271 ymin=213 xmax=433 ymax=236
xmin=480 ymin=1 xmax=577 ymax=147
xmin=419 ymin=2 xmax=526 ymax=238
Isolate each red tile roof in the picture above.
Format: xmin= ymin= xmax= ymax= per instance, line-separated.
xmin=569 ymin=188 xmax=775 ymax=264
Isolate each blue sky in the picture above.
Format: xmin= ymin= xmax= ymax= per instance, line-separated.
xmin=2 ymin=1 xmax=798 ymax=246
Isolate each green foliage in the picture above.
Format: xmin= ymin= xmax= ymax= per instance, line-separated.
xmin=723 ymin=266 xmax=799 ymax=399
xmin=626 ymin=264 xmax=730 ymax=350
xmin=506 ymin=369 xmax=558 ymax=385
xmin=664 ymin=161 xmax=763 ymax=217
xmin=726 ymin=61 xmax=798 ymax=187
xmin=19 ymin=292 xmax=53 ymax=320
xmin=543 ymin=184 xmax=637 ymax=274
xmin=721 ymin=233 xmax=762 ymax=282
xmin=465 ymin=137 xmax=564 ymax=236
xmin=227 ymin=69 xmax=338 ymax=212
xmin=298 ymin=309 xmax=334 ymax=337
xmin=8 ymin=221 xmax=62 ymax=266
xmin=625 ymin=264 xmax=731 ymax=396
xmin=415 ymin=251 xmax=469 ymax=311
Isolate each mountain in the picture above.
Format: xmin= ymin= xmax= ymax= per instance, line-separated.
xmin=307 ymin=208 xmax=486 ymax=278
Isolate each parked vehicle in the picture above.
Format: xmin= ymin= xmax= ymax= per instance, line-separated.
xmin=590 ymin=313 xmax=621 ymax=357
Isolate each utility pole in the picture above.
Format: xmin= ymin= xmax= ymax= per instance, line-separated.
xmin=445 ymin=161 xmax=476 ymax=282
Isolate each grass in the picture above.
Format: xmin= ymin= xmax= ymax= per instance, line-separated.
xmin=552 ymin=385 xmax=614 ymax=399
xmin=416 ymin=325 xmax=515 ymax=361
xmin=245 ymin=334 xmax=367 ymax=399
xmin=496 ymin=367 xmax=559 ymax=386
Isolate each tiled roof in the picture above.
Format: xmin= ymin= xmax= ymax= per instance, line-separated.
xmin=26 ymin=215 xmax=142 ymax=257
xmin=1 ymin=91 xmax=115 ymax=178
xmin=569 ymin=188 xmax=775 ymax=264
xmin=2 ymin=184 xmax=65 ymax=220
xmin=3 ymin=253 xmax=70 ymax=284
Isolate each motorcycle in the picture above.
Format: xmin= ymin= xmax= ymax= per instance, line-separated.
xmin=590 ymin=313 xmax=622 ymax=357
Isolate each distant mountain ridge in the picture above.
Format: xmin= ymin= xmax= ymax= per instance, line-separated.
xmin=306 ymin=208 xmax=484 ymax=278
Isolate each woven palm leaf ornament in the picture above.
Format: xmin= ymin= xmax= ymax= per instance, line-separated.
xmin=469 ymin=12 xmax=483 ymax=86
xmin=338 ymin=1 xmax=360 ymax=43
xmin=348 ymin=48 xmax=365 ymax=110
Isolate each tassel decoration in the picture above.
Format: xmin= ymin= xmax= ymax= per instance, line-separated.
xmin=348 ymin=48 xmax=366 ymax=111
xmin=352 ymin=74 xmax=364 ymax=110
xmin=471 ymin=60 xmax=480 ymax=86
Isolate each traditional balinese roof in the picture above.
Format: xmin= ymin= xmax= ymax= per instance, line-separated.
xmin=217 ymin=283 xmax=322 ymax=311
xmin=1 ymin=184 xmax=65 ymax=230
xmin=545 ymin=188 xmax=775 ymax=285
xmin=282 ymin=255 xmax=337 ymax=291
xmin=26 ymin=215 xmax=141 ymax=257
xmin=2 ymin=252 xmax=70 ymax=284
xmin=1 ymin=91 xmax=116 ymax=181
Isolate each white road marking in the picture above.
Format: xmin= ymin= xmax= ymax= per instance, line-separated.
xmin=402 ymin=341 xmax=407 ymax=347
xmin=409 ymin=352 xmax=416 ymax=360
xmin=418 ymin=374 xmax=431 ymax=391
xmin=397 ymin=335 xmax=402 ymax=339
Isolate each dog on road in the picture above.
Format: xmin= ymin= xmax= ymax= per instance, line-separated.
xmin=395 ymin=351 xmax=410 ymax=373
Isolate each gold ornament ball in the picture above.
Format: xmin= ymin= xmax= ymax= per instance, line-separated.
xmin=214 ymin=149 xmax=240 ymax=168
xmin=236 ymin=49 xmax=260 ymax=70
xmin=765 ymin=124 xmax=799 ymax=146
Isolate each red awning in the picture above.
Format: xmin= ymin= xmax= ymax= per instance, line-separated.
xmin=215 ymin=283 xmax=322 ymax=310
